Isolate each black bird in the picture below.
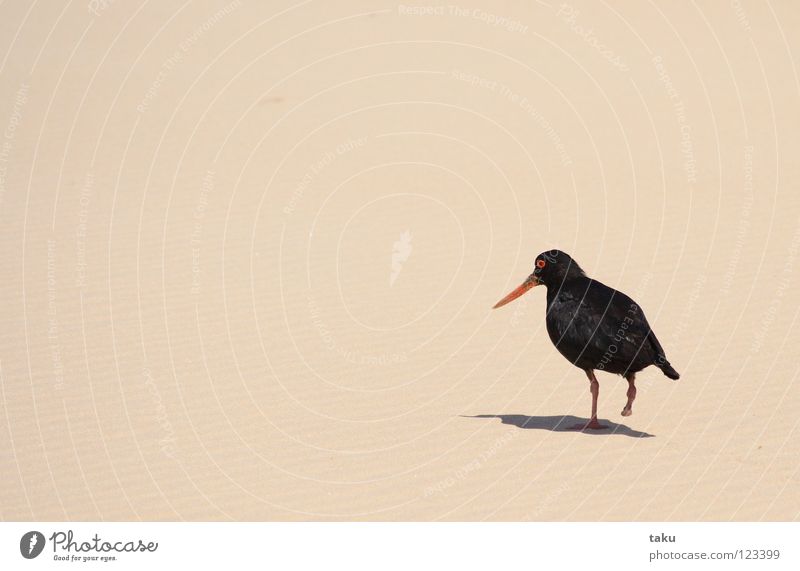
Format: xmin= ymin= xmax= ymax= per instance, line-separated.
xmin=493 ymin=250 xmax=679 ymax=430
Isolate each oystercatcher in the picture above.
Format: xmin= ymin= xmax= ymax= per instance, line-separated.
xmin=493 ymin=250 xmax=679 ymax=430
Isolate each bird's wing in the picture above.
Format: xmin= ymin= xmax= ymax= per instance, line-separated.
xmin=580 ymin=280 xmax=656 ymax=367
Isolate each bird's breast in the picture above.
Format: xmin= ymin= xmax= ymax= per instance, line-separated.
xmin=545 ymin=295 xmax=580 ymax=340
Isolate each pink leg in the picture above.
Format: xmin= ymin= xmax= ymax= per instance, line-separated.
xmin=570 ymin=369 xmax=608 ymax=430
xmin=621 ymin=373 xmax=636 ymax=417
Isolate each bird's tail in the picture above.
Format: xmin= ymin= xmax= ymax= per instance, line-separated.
xmin=648 ymin=332 xmax=680 ymax=380
xmin=658 ymin=360 xmax=680 ymax=380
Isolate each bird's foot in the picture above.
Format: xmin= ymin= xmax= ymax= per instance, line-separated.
xmin=621 ymin=408 xmax=632 ymax=417
xmin=569 ymin=419 xmax=608 ymax=431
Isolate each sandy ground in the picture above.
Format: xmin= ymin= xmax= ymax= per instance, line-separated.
xmin=1 ymin=0 xmax=799 ymax=521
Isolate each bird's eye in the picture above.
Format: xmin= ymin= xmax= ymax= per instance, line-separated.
xmin=536 ymin=259 xmax=546 ymax=269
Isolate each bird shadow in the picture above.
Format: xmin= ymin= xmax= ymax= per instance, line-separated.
xmin=463 ymin=414 xmax=654 ymax=438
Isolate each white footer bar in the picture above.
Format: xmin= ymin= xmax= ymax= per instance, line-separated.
xmin=1 ymin=522 xmax=796 ymax=570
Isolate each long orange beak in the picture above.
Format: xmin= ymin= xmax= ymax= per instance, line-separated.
xmin=492 ymin=275 xmax=540 ymax=309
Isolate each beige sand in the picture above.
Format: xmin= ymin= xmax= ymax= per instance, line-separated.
xmin=1 ymin=0 xmax=799 ymax=521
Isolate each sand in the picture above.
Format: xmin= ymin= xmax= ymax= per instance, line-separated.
xmin=0 ymin=0 xmax=799 ymax=521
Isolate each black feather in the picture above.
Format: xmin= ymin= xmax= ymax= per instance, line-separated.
xmin=544 ymin=276 xmax=678 ymax=379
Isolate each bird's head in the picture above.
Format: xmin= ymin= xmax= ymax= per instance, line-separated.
xmin=492 ymin=249 xmax=586 ymax=308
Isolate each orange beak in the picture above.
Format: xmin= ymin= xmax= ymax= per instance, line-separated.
xmin=492 ymin=275 xmax=540 ymax=309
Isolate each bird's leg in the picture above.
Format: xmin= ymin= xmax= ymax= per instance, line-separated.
xmin=570 ymin=369 xmax=607 ymax=430
xmin=621 ymin=372 xmax=636 ymax=417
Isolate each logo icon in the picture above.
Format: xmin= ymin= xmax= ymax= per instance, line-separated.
xmin=20 ymin=531 xmax=45 ymax=559
xmin=390 ymin=230 xmax=413 ymax=286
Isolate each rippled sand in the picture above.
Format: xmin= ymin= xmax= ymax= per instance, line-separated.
xmin=0 ymin=0 xmax=798 ymax=520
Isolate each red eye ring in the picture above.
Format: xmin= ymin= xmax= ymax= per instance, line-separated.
xmin=536 ymin=259 xmax=546 ymax=269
